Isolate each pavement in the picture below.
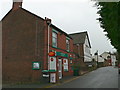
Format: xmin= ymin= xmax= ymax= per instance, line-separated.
xmin=3 ymin=66 xmax=118 ymax=88
xmin=2 ymin=69 xmax=90 ymax=89
xmin=2 ymin=74 xmax=86 ymax=88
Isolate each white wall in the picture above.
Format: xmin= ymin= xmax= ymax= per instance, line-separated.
xmin=93 ymin=55 xmax=104 ymax=62
xmin=101 ymin=52 xmax=110 ymax=60
xmin=98 ymin=56 xmax=104 ymax=62
xmin=84 ymin=36 xmax=92 ymax=62
xmin=111 ymin=55 xmax=116 ymax=66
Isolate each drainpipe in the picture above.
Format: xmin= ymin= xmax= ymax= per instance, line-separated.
xmin=45 ymin=17 xmax=51 ymax=70
xmin=48 ymin=23 xmax=51 ymax=70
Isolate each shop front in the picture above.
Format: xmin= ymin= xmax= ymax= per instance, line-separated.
xmin=48 ymin=51 xmax=73 ymax=83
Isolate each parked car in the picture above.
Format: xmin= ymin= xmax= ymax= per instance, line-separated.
xmin=118 ymin=64 xmax=120 ymax=74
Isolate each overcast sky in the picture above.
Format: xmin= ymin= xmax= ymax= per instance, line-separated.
xmin=0 ymin=0 xmax=117 ymax=55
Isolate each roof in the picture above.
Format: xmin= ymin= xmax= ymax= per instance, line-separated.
xmin=1 ymin=7 xmax=72 ymax=39
xmin=101 ymin=52 xmax=110 ymax=56
xmin=69 ymin=31 xmax=91 ymax=48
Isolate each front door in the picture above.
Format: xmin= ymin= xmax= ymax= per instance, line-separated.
xmin=58 ymin=58 xmax=62 ymax=79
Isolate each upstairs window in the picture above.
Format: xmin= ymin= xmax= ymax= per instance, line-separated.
xmin=66 ymin=39 xmax=70 ymax=51
xmin=52 ymin=31 xmax=57 ymax=47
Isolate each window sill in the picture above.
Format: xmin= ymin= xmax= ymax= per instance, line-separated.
xmin=52 ymin=46 xmax=57 ymax=48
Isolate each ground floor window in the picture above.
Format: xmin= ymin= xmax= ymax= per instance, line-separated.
xmin=49 ymin=57 xmax=56 ymax=71
xmin=63 ymin=59 xmax=68 ymax=71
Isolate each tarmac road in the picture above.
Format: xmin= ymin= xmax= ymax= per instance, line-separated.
xmin=53 ymin=66 xmax=118 ymax=88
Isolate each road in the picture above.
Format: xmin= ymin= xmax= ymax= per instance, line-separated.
xmin=53 ymin=66 xmax=118 ymax=88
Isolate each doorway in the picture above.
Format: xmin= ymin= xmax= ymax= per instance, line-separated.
xmin=58 ymin=58 xmax=62 ymax=79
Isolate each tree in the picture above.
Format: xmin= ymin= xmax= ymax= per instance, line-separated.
xmin=96 ymin=2 xmax=120 ymax=62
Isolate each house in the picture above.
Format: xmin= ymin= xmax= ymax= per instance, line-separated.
xmin=69 ymin=31 xmax=92 ymax=69
xmin=110 ymin=53 xmax=117 ymax=66
xmin=2 ymin=0 xmax=74 ymax=83
xmin=93 ymin=52 xmax=113 ymax=67
xmin=100 ymin=52 xmax=112 ymax=66
xmin=93 ymin=54 xmax=105 ymax=67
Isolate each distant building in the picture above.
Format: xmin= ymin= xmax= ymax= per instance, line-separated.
xmin=69 ymin=31 xmax=92 ymax=67
xmin=93 ymin=52 xmax=114 ymax=67
xmin=100 ymin=52 xmax=112 ymax=66
xmin=110 ymin=53 xmax=117 ymax=66
xmin=93 ymin=54 xmax=105 ymax=67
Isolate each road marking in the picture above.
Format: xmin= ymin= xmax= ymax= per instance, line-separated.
xmin=43 ymin=83 xmax=61 ymax=88
xmin=63 ymin=76 xmax=80 ymax=84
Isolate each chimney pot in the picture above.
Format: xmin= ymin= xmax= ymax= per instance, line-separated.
xmin=45 ymin=17 xmax=51 ymax=24
xmin=12 ymin=0 xmax=23 ymax=10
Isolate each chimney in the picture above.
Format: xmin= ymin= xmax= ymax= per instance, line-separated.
xmin=12 ymin=0 xmax=23 ymax=11
xmin=45 ymin=17 xmax=51 ymax=24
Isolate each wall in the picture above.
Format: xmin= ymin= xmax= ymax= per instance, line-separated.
xmin=111 ymin=55 xmax=116 ymax=66
xmin=0 ymin=21 xmax=2 ymax=89
xmin=47 ymin=27 xmax=74 ymax=79
xmin=73 ymin=44 xmax=86 ymax=70
xmin=84 ymin=36 xmax=92 ymax=62
xmin=2 ymin=9 xmax=45 ymax=83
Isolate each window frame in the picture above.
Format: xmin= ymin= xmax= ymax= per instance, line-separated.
xmin=66 ymin=39 xmax=70 ymax=51
xmin=52 ymin=31 xmax=58 ymax=48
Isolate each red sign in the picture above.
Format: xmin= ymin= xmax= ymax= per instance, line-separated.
xmin=64 ymin=60 xmax=66 ymax=63
xmin=48 ymin=52 xmax=55 ymax=56
xmin=51 ymin=58 xmax=54 ymax=61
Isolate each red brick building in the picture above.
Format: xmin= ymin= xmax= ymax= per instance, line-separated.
xmin=47 ymin=23 xmax=74 ymax=82
xmin=2 ymin=0 xmax=74 ymax=83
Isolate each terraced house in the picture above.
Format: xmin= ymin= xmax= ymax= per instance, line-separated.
xmin=69 ymin=31 xmax=92 ymax=70
xmin=2 ymin=0 xmax=74 ymax=83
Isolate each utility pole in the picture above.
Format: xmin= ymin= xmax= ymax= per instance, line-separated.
xmin=96 ymin=50 xmax=98 ymax=68
xmin=95 ymin=50 xmax=98 ymax=68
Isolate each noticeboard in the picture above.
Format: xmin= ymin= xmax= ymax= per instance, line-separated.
xmin=32 ymin=62 xmax=40 ymax=70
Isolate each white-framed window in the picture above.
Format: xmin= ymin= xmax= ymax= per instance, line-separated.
xmin=49 ymin=57 xmax=56 ymax=71
xmin=63 ymin=59 xmax=68 ymax=71
xmin=52 ymin=31 xmax=57 ymax=47
xmin=66 ymin=39 xmax=70 ymax=51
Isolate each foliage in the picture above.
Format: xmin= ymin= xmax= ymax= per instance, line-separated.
xmin=96 ymin=2 xmax=120 ymax=61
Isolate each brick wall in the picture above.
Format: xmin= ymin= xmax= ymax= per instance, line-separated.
xmin=47 ymin=26 xmax=74 ymax=78
xmin=79 ymin=44 xmax=87 ymax=68
xmin=2 ymin=8 xmax=45 ymax=83
xmin=73 ymin=44 xmax=86 ymax=69
xmin=2 ymin=6 xmax=75 ymax=83
xmin=79 ymin=44 xmax=84 ymax=61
